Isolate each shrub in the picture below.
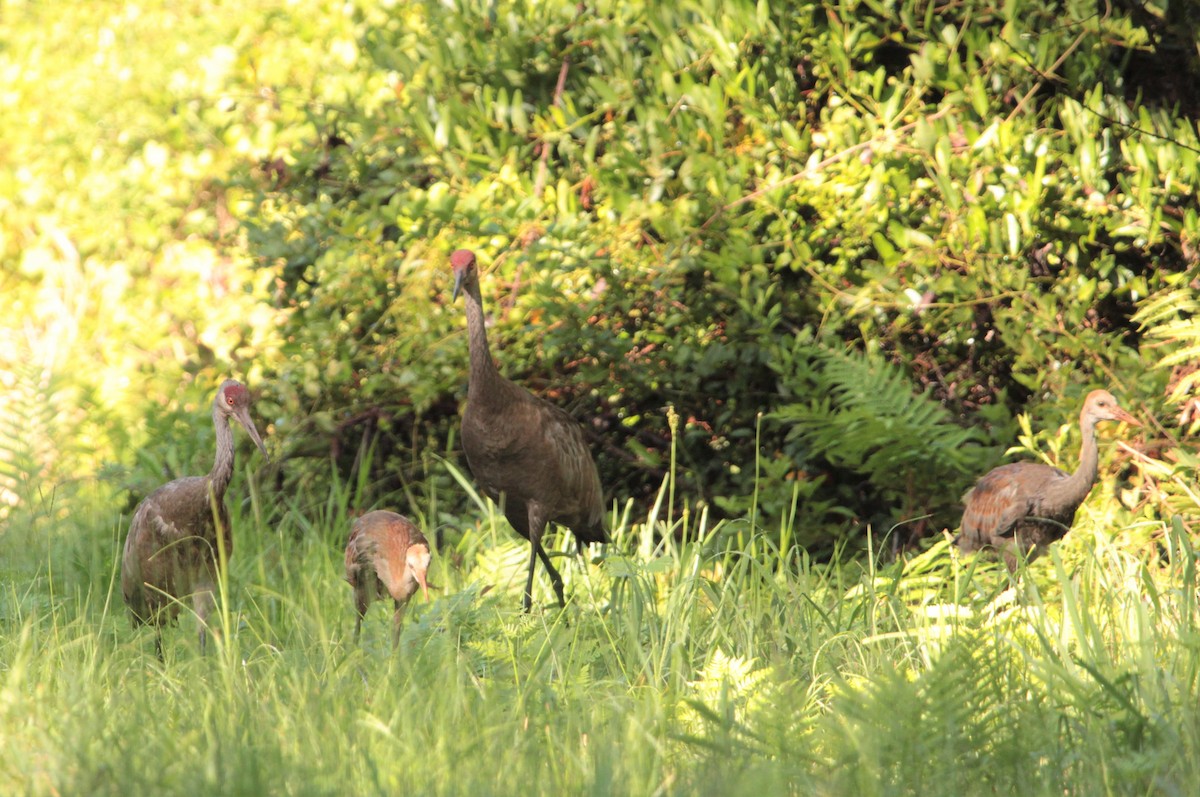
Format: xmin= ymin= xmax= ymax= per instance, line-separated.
xmin=244 ymin=0 xmax=1198 ymax=553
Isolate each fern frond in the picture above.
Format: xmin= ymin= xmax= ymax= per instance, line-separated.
xmin=1133 ymin=289 xmax=1200 ymax=404
xmin=1132 ymin=289 xmax=1200 ymax=331
xmin=0 ymin=355 xmax=69 ymax=523
xmin=771 ymin=345 xmax=997 ymax=507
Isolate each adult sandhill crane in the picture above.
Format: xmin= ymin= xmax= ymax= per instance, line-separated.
xmin=449 ymin=248 xmax=608 ymax=611
xmin=121 ymin=379 xmax=268 ymax=657
xmin=344 ymin=510 xmax=432 ymax=647
xmin=956 ymin=389 xmax=1139 ymax=571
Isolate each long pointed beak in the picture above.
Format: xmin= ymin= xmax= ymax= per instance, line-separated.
xmin=416 ymin=567 xmax=429 ymax=602
xmin=235 ymin=408 xmax=270 ymax=461
xmin=1111 ymin=407 xmax=1141 ymax=427
xmin=452 ymin=270 xmax=464 ymax=301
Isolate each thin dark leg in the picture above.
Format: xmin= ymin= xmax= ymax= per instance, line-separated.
xmin=523 ymin=510 xmax=564 ymax=611
xmin=536 ymin=543 xmax=565 ymax=605
xmin=154 ymin=628 xmax=164 ymax=662
xmin=523 ymin=532 xmax=540 ymax=612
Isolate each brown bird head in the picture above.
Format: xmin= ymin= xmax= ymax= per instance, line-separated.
xmin=1081 ymin=389 xmax=1140 ymax=428
xmin=406 ymin=541 xmax=432 ymax=601
xmin=216 ymin=379 xmax=269 ymax=460
xmin=450 ymin=249 xmax=478 ymax=301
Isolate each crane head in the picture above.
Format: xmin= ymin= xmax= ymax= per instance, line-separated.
xmin=406 ymin=541 xmax=432 ymax=602
xmin=216 ymin=379 xmax=269 ymax=461
xmin=450 ymin=249 xmax=477 ymax=300
xmin=1083 ymin=389 xmax=1140 ymax=427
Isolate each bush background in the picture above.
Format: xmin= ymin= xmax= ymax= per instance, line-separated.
xmin=4 ymin=0 xmax=1198 ymax=548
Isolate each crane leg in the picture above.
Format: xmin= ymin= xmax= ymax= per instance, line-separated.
xmin=523 ymin=533 xmax=540 ymax=612
xmin=536 ymin=543 xmax=565 ymax=606
xmin=522 ymin=540 xmax=565 ymax=610
xmin=524 ymin=509 xmax=565 ymax=611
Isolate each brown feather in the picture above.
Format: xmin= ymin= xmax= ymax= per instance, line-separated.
xmin=120 ymin=379 xmax=267 ymax=657
xmin=121 ymin=476 xmax=231 ymax=626
xmin=450 ymin=249 xmax=608 ymax=610
xmin=345 ymin=510 xmax=431 ymax=647
xmin=956 ymin=389 xmax=1139 ymax=571
xmin=462 ymin=385 xmax=607 ymax=544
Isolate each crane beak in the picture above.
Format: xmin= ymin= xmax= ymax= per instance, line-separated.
xmin=235 ymin=408 xmax=270 ymax=462
xmin=1110 ymin=406 xmax=1140 ymax=427
xmin=415 ymin=567 xmax=430 ymax=602
xmin=452 ymin=269 xmax=464 ymax=301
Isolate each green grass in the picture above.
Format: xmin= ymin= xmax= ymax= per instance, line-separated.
xmin=3 ymin=464 xmax=1200 ymax=796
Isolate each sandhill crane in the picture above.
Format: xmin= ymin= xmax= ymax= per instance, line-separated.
xmin=957 ymin=389 xmax=1139 ymax=571
xmin=449 ymin=248 xmax=608 ymax=611
xmin=344 ymin=510 xmax=431 ymax=647
xmin=121 ymin=379 xmax=268 ymax=657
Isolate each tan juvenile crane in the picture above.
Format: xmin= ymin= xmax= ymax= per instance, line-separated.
xmin=344 ymin=510 xmax=432 ymax=647
xmin=449 ymin=248 xmax=608 ymax=611
xmin=956 ymin=389 xmax=1139 ymax=571
xmin=121 ymin=379 xmax=268 ymax=657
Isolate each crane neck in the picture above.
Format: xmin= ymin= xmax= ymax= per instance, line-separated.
xmin=207 ymin=403 xmax=237 ymax=500
xmin=1060 ymin=412 xmax=1101 ymax=503
xmin=463 ymin=281 xmax=507 ymax=403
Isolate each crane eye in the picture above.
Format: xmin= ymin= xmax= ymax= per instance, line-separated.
xmin=226 ymin=396 xmax=235 ymax=405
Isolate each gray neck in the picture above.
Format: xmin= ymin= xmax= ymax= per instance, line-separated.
xmin=464 ymin=281 xmax=506 ymax=404
xmin=207 ymin=405 xmax=236 ymax=499
xmin=1058 ymin=413 xmax=1100 ymax=507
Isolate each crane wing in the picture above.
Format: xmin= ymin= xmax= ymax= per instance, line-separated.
xmin=958 ymin=463 xmax=1060 ymax=551
xmin=536 ymin=400 xmax=607 ymax=543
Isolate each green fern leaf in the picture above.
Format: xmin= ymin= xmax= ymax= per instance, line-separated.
xmin=771 ymin=345 xmax=996 ymax=512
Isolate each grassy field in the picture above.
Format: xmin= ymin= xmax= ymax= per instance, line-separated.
xmin=3 ymin=459 xmax=1199 ymax=795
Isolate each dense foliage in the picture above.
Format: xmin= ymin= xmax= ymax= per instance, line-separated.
xmin=5 ymin=0 xmax=1195 ymax=552
xmin=238 ymin=0 xmax=1199 ymax=550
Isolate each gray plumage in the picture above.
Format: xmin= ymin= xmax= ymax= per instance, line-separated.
xmin=957 ymin=389 xmax=1139 ymax=571
xmin=121 ymin=379 xmax=268 ymax=657
xmin=450 ymin=248 xmax=608 ymax=611
xmin=344 ymin=510 xmax=431 ymax=648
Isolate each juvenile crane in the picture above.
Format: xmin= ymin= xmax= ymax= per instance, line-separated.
xmin=956 ymin=389 xmax=1139 ymax=571
xmin=344 ymin=510 xmax=432 ymax=647
xmin=450 ymin=248 xmax=608 ymax=611
xmin=121 ymin=379 xmax=268 ymax=657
